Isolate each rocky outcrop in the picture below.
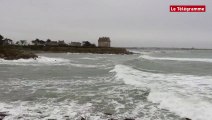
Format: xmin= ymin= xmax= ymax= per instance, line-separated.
xmin=124 ymin=118 xmax=135 ymax=120
xmin=183 ymin=118 xmax=192 ymax=120
xmin=0 ymin=112 xmax=9 ymax=120
xmin=0 ymin=47 xmax=38 ymax=60
xmin=24 ymin=46 xmax=133 ymax=55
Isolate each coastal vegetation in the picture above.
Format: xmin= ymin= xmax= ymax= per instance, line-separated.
xmin=0 ymin=47 xmax=38 ymax=60
xmin=0 ymin=34 xmax=132 ymax=60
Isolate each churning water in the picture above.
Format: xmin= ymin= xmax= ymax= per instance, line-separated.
xmin=0 ymin=49 xmax=212 ymax=120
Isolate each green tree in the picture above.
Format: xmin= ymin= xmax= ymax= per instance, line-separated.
xmin=82 ymin=41 xmax=90 ymax=46
xmin=16 ymin=40 xmax=27 ymax=46
xmin=46 ymin=39 xmax=51 ymax=43
xmin=0 ymin=34 xmax=3 ymax=40
xmin=0 ymin=34 xmax=4 ymax=45
xmin=16 ymin=41 xmax=20 ymax=45
xmin=20 ymin=40 xmax=27 ymax=46
xmin=82 ymin=41 xmax=96 ymax=47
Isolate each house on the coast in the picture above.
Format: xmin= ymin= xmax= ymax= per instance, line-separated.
xmin=70 ymin=42 xmax=81 ymax=47
xmin=46 ymin=41 xmax=58 ymax=46
xmin=2 ymin=38 xmax=13 ymax=45
xmin=58 ymin=40 xmax=66 ymax=46
xmin=98 ymin=37 xmax=111 ymax=47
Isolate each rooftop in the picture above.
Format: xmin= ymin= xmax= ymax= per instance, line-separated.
xmin=98 ymin=37 xmax=111 ymax=42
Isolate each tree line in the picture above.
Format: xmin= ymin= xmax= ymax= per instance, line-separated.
xmin=0 ymin=34 xmax=96 ymax=47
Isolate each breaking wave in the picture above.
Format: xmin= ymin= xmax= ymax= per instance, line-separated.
xmin=0 ymin=56 xmax=70 ymax=66
xmin=0 ymin=101 xmax=99 ymax=120
xmin=140 ymin=55 xmax=212 ymax=63
xmin=110 ymin=64 xmax=212 ymax=120
xmin=0 ymin=56 xmax=106 ymax=68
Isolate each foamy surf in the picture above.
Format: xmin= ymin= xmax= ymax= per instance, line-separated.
xmin=110 ymin=64 xmax=212 ymax=120
xmin=0 ymin=56 xmax=105 ymax=68
xmin=1 ymin=51 xmax=212 ymax=120
xmin=140 ymin=55 xmax=212 ymax=63
xmin=80 ymin=57 xmax=100 ymax=60
xmin=0 ymin=101 xmax=101 ymax=120
xmin=0 ymin=56 xmax=70 ymax=66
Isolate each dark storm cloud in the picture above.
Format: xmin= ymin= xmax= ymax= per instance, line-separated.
xmin=0 ymin=0 xmax=211 ymax=48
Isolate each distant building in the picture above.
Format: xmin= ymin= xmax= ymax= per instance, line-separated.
xmin=98 ymin=37 xmax=111 ymax=47
xmin=2 ymin=38 xmax=13 ymax=45
xmin=46 ymin=41 xmax=58 ymax=46
xmin=70 ymin=42 xmax=81 ymax=47
xmin=58 ymin=40 xmax=66 ymax=46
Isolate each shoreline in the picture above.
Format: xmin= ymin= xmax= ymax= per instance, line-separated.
xmin=0 ymin=46 xmax=132 ymax=60
xmin=0 ymin=47 xmax=38 ymax=60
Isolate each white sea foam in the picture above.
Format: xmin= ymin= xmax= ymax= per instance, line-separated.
xmin=127 ymin=50 xmax=143 ymax=54
xmin=110 ymin=64 xmax=212 ymax=120
xmin=80 ymin=57 xmax=100 ymax=60
xmin=0 ymin=56 xmax=70 ymax=66
xmin=0 ymin=101 xmax=102 ymax=120
xmin=140 ymin=55 xmax=212 ymax=63
xmin=69 ymin=63 xmax=100 ymax=68
xmin=0 ymin=56 xmax=106 ymax=68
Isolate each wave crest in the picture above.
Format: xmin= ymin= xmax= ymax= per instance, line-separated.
xmin=110 ymin=64 xmax=212 ymax=120
xmin=140 ymin=55 xmax=212 ymax=63
xmin=0 ymin=56 xmax=70 ymax=66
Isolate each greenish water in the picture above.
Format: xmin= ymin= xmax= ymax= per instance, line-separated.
xmin=0 ymin=50 xmax=212 ymax=120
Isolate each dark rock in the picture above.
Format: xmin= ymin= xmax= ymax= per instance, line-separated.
xmin=37 ymin=111 xmax=42 ymax=114
xmin=184 ymin=118 xmax=192 ymax=120
xmin=0 ymin=112 xmax=9 ymax=120
xmin=108 ymin=118 xmax=118 ymax=120
xmin=17 ymin=116 xmax=23 ymax=119
xmin=0 ymin=112 xmax=9 ymax=116
xmin=81 ymin=117 xmax=86 ymax=120
xmin=104 ymin=113 xmax=113 ymax=116
xmin=124 ymin=118 xmax=135 ymax=120
xmin=0 ymin=47 xmax=38 ymax=60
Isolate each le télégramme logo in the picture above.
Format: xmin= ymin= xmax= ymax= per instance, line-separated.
xmin=170 ymin=5 xmax=206 ymax=12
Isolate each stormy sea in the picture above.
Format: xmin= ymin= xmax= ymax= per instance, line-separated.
xmin=0 ymin=49 xmax=212 ymax=120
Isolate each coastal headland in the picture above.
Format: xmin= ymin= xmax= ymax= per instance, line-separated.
xmin=0 ymin=46 xmax=132 ymax=60
xmin=0 ymin=34 xmax=132 ymax=60
xmin=0 ymin=46 xmax=38 ymax=60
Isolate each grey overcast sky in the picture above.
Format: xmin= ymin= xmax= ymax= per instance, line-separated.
xmin=0 ymin=0 xmax=211 ymax=48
